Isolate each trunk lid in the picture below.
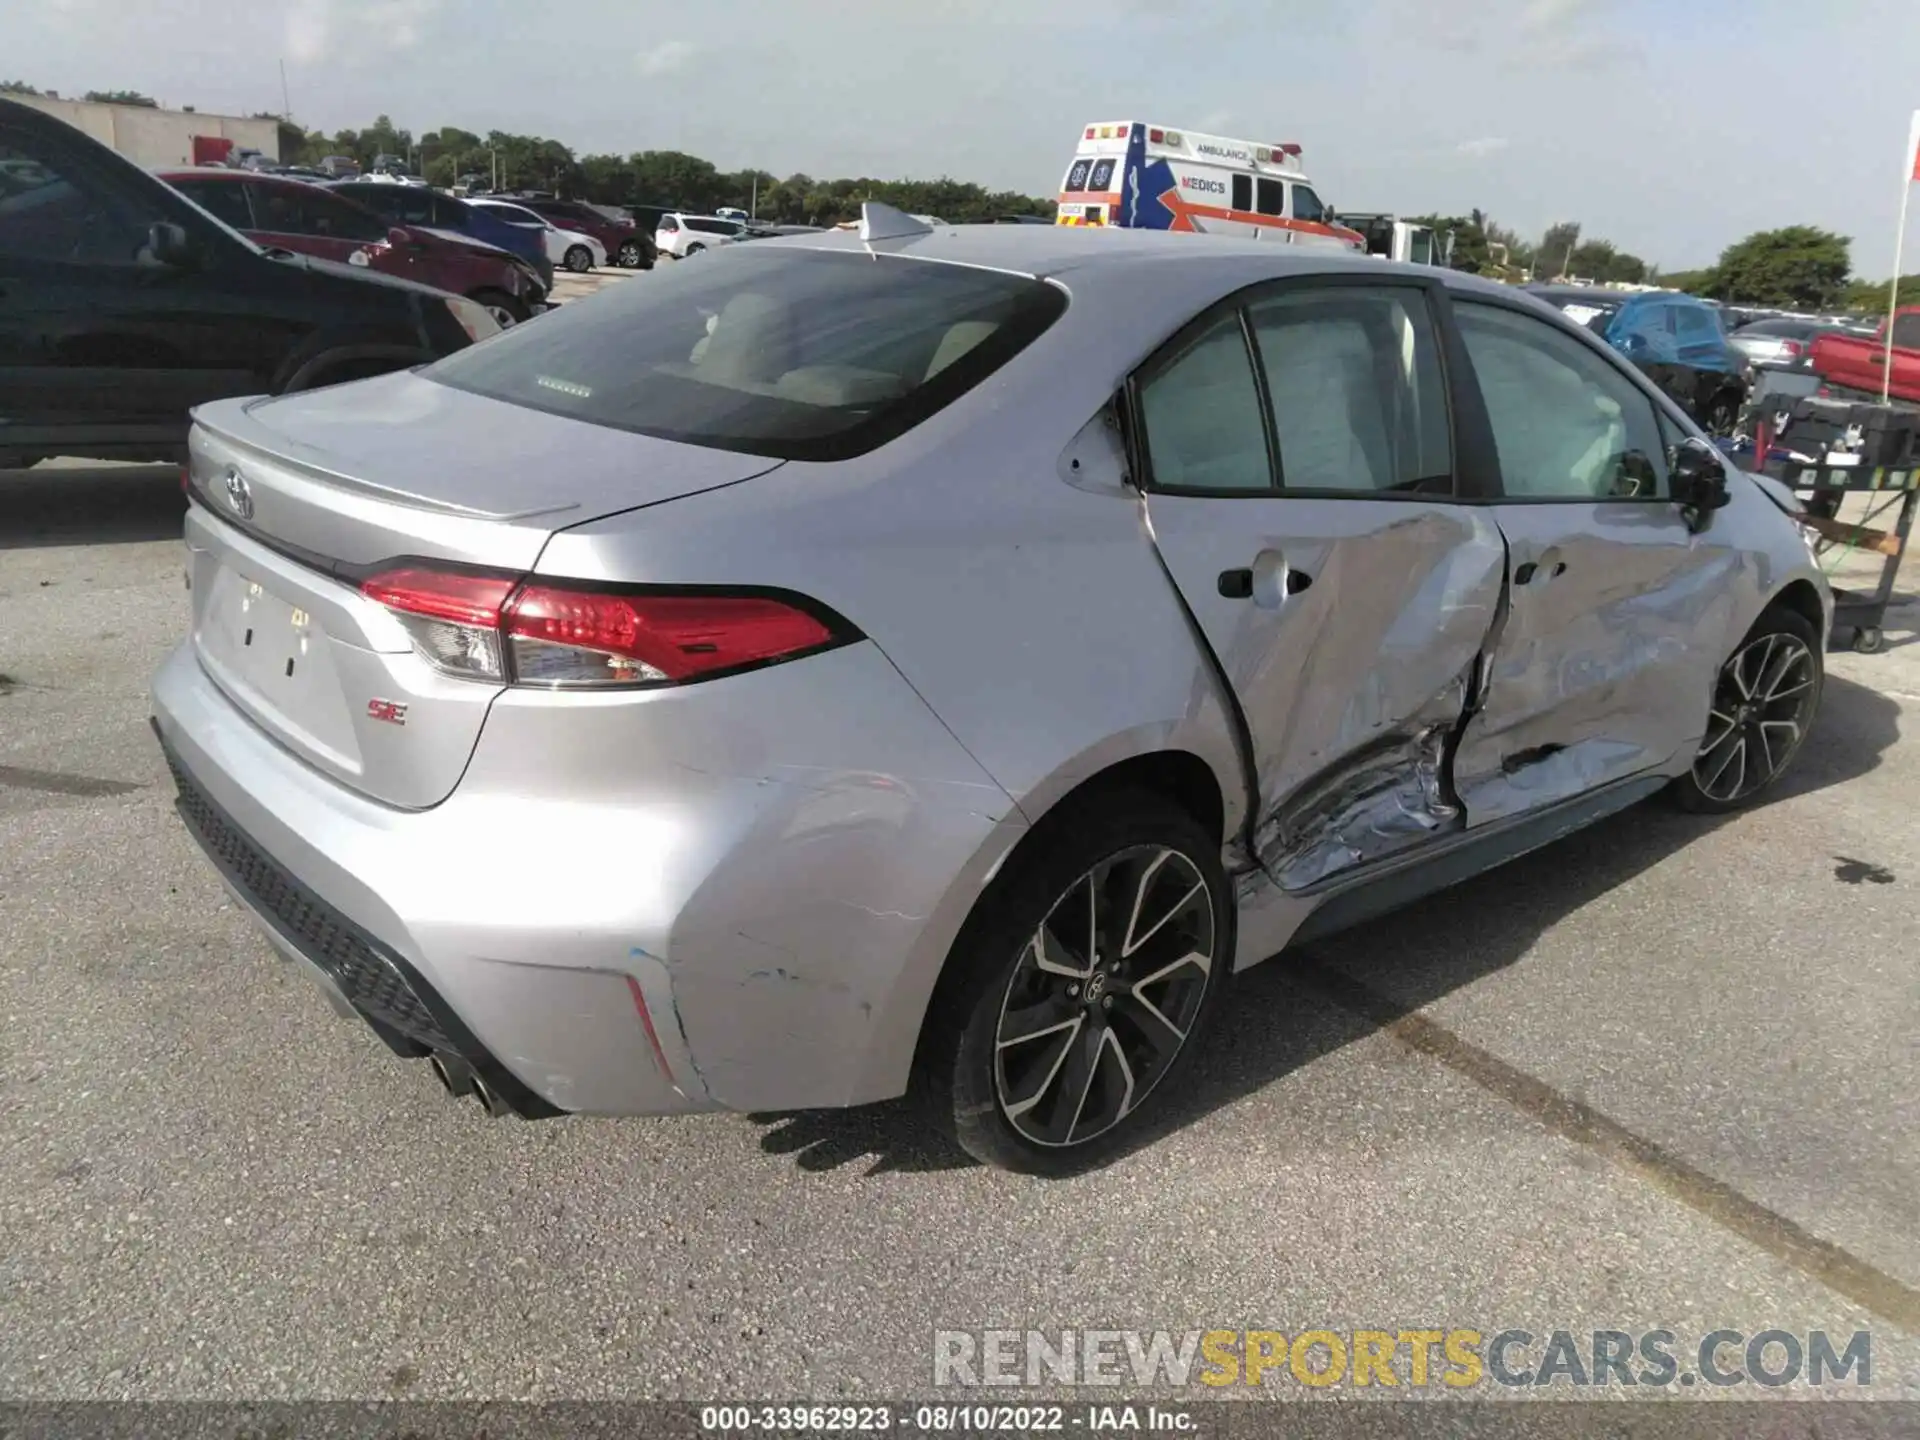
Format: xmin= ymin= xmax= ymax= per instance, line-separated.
xmin=183 ymin=372 xmax=783 ymax=809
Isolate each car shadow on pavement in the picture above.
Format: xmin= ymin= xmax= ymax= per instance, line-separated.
xmin=0 ymin=464 xmax=185 ymax=549
xmin=750 ymin=672 xmax=1902 ymax=1177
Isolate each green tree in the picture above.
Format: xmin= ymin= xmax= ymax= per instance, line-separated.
xmin=1539 ymin=221 xmax=1582 ymax=280
xmin=1711 ymin=226 xmax=1851 ymax=309
xmin=83 ymin=90 xmax=158 ymax=107
xmin=1 ymin=80 xmax=43 ymax=96
xmin=1842 ymin=274 xmax=1920 ymax=316
xmin=1659 ymin=267 xmax=1719 ymax=296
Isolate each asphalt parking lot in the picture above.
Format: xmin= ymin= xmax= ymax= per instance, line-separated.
xmin=3 ymin=445 xmax=1918 ymax=1402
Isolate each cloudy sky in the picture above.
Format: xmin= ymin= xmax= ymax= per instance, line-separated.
xmin=13 ymin=0 xmax=1920 ymax=271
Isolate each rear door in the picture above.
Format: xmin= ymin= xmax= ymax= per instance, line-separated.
xmin=1445 ymin=296 xmax=1730 ymax=823
xmin=244 ymin=180 xmax=384 ymax=267
xmin=1135 ymin=277 xmax=1507 ymax=891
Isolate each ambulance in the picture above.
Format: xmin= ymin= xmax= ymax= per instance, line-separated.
xmin=1057 ymin=122 xmax=1367 ymax=253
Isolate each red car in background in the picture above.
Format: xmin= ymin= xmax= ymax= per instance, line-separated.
xmin=159 ymin=169 xmax=548 ymax=326
xmin=508 ymin=194 xmax=652 ymax=268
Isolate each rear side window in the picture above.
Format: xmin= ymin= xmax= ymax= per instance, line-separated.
xmin=1255 ymin=178 xmax=1284 ymax=217
xmin=254 ymin=184 xmax=389 ymax=243
xmin=425 ymin=247 xmax=1067 ymax=461
xmin=1675 ymin=305 xmax=1720 ymax=341
xmin=1249 ymin=287 xmax=1451 ymax=494
xmin=172 ymin=178 xmax=254 ymax=231
xmin=1891 ymin=313 xmax=1920 ymax=350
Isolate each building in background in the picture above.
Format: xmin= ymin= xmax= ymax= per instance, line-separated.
xmin=8 ymin=95 xmax=279 ymax=169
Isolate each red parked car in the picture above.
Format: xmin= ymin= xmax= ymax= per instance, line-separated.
xmin=160 ymin=169 xmax=548 ymax=326
xmin=1810 ymin=306 xmax=1920 ymax=407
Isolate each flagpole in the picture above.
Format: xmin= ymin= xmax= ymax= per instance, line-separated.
xmin=1886 ymin=109 xmax=1920 ymax=404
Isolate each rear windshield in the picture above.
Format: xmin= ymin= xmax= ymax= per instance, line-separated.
xmin=424 ymin=245 xmax=1067 ymax=461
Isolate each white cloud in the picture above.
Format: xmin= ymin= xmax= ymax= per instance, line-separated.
xmin=637 ymin=40 xmax=695 ymax=76
xmin=284 ymin=0 xmax=332 ymax=64
xmin=284 ymin=0 xmax=438 ymax=64
xmin=1457 ymin=136 xmax=1510 ymax=157
xmin=1198 ymin=109 xmax=1233 ymax=133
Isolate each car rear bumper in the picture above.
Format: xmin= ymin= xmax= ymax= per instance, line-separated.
xmin=150 ymin=635 xmax=1023 ymax=1117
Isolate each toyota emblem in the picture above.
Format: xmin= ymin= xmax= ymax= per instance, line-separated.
xmin=222 ymin=468 xmax=254 ymax=521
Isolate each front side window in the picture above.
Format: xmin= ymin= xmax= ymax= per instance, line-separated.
xmin=1248 ymin=287 xmax=1451 ymax=494
xmin=0 ymin=131 xmax=154 ymax=264
xmin=1455 ymin=301 xmax=1668 ymax=501
xmin=426 ymin=247 xmax=1066 ymax=461
xmin=1290 ymin=185 xmax=1327 ymax=224
xmin=1136 ymin=315 xmax=1271 ymax=492
xmin=1892 ymin=313 xmax=1920 ymax=350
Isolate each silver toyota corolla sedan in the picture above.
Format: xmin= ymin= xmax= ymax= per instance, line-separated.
xmin=153 ymin=208 xmax=1830 ymax=1174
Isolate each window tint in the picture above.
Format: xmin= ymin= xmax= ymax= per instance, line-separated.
xmin=1890 ymin=313 xmax=1920 ymax=350
xmin=172 ymin=178 xmax=254 ymax=231
xmin=1064 ymin=159 xmax=1093 ymax=193
xmin=659 ymin=215 xmax=681 ymax=232
xmin=1138 ymin=316 xmax=1271 ymax=492
xmin=1230 ymin=173 xmax=1251 ymax=212
xmin=1455 ymin=302 xmax=1668 ymax=501
xmin=0 ymin=132 xmax=155 ymax=264
xmin=1674 ymin=305 xmax=1720 ymax=341
xmin=1248 ymin=287 xmax=1451 ymax=494
xmin=688 ymin=217 xmax=741 ymax=235
xmin=426 ymin=247 xmax=1066 ymax=461
xmin=1089 ymin=159 xmax=1115 ymax=192
xmin=1290 ymin=185 xmax=1327 ymax=224
xmin=1255 ymin=177 xmax=1284 ymax=218
xmin=253 ymin=184 xmax=388 ymax=242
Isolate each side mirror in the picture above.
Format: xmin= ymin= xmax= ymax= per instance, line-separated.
xmin=1671 ymin=436 xmax=1731 ymax=531
xmin=146 ymin=221 xmax=196 ymax=269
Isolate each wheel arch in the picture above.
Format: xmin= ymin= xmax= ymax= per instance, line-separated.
xmin=1765 ymin=575 xmax=1829 ymax=641
xmin=870 ymin=743 xmax=1235 ymax=1104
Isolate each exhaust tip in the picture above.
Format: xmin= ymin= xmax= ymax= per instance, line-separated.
xmin=470 ymin=1072 xmax=510 ymax=1119
xmin=428 ymin=1053 xmax=476 ymax=1100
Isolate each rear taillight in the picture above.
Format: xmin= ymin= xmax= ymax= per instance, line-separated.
xmin=1783 ymin=339 xmax=1806 ymax=357
xmin=359 ymin=566 xmax=851 ymax=688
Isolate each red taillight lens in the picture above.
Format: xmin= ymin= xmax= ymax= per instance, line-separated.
xmin=362 ymin=568 xmax=515 ymax=627
xmin=1783 ymin=339 xmax=1805 ymax=357
xmin=361 ymin=567 xmax=517 ymax=680
xmin=359 ymin=565 xmax=848 ymax=688
xmin=504 ymin=586 xmax=837 ymax=686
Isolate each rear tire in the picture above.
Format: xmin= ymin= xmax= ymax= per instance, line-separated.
xmin=563 ymin=244 xmax=594 ymax=272
xmin=918 ymin=790 xmax=1232 ymax=1175
xmin=1671 ymin=606 xmax=1822 ymax=814
xmin=684 ymin=242 xmax=705 ymax=256
xmin=616 ymin=239 xmax=643 ymax=268
xmin=469 ymin=288 xmax=528 ymax=327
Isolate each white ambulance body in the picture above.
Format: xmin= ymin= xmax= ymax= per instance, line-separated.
xmin=1056 ymin=121 xmax=1366 ymax=253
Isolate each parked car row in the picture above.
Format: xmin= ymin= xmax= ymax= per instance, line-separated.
xmin=0 ymin=95 xmax=492 ymax=469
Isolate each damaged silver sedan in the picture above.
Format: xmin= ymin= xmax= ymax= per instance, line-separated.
xmin=151 ymin=208 xmax=1830 ymax=1173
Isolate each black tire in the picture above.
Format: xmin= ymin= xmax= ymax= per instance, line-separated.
xmin=1671 ymin=605 xmax=1823 ymax=814
xmin=469 ymin=288 xmax=529 ymax=327
xmin=918 ymin=788 xmax=1232 ymax=1175
xmin=1703 ymin=390 xmax=1741 ymax=437
xmin=683 ymin=242 xmax=705 ymax=256
xmin=563 ymin=244 xmax=594 ymax=273
xmin=616 ymin=239 xmax=643 ymax=268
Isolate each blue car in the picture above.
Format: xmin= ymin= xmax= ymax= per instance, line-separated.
xmin=329 ymin=181 xmax=555 ymax=290
xmin=1527 ymin=286 xmax=1750 ymax=434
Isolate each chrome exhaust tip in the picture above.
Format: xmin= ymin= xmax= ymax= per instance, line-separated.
xmin=429 ymin=1053 xmax=476 ymax=1100
xmin=470 ymin=1071 xmax=510 ymax=1119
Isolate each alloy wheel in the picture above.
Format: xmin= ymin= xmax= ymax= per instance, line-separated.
xmin=992 ymin=845 xmax=1215 ymax=1149
xmin=618 ymin=240 xmax=642 ymax=267
xmin=1694 ymin=631 xmax=1817 ymax=803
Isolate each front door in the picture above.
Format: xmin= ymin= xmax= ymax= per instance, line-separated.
xmin=0 ymin=119 xmax=262 ymax=457
xmin=1445 ymin=297 xmax=1731 ymax=823
xmin=1134 ymin=279 xmax=1506 ymax=891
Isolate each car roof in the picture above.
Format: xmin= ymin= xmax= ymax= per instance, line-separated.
xmin=759 ymin=222 xmax=1450 ymax=282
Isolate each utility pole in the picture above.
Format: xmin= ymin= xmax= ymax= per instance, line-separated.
xmin=279 ymin=59 xmax=291 ymax=119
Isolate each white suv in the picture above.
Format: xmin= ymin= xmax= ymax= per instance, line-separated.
xmin=655 ymin=212 xmax=745 ymax=259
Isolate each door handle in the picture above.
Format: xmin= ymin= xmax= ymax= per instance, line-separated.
xmin=1513 ymin=555 xmax=1567 ymax=586
xmin=1219 ymin=556 xmax=1313 ymax=603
